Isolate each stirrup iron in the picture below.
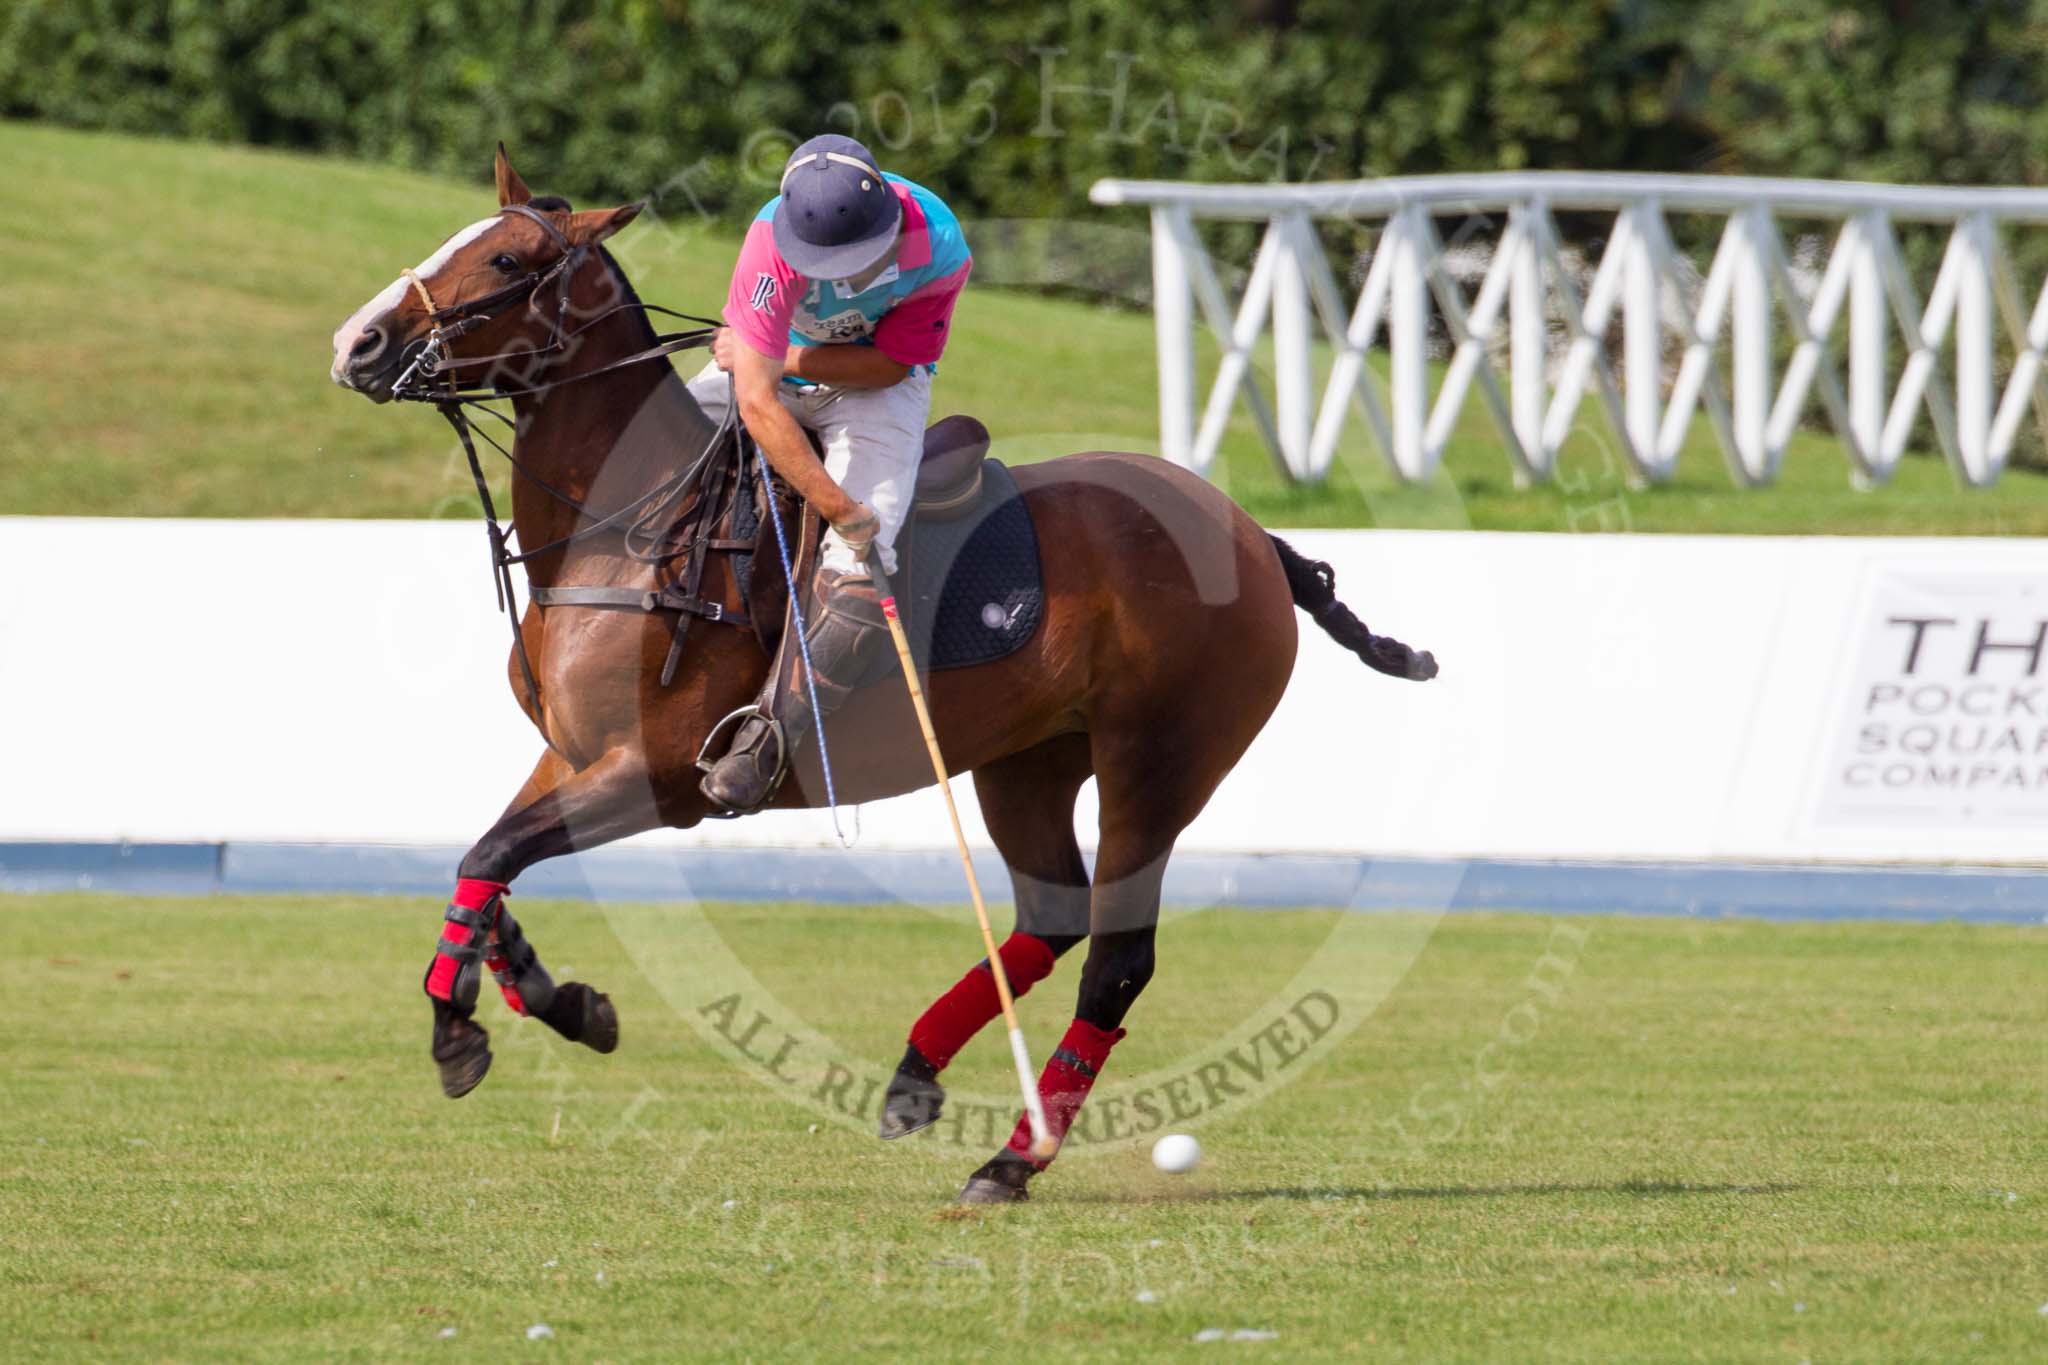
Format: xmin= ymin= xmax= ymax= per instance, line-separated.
xmin=696 ymin=704 xmax=787 ymax=776
xmin=696 ymin=703 xmax=792 ymax=817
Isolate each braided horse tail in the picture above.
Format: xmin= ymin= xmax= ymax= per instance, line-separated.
xmin=1269 ymin=535 xmax=1438 ymax=681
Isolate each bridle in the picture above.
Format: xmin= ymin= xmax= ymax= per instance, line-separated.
xmin=386 ymin=202 xmax=766 ymax=744
xmin=392 ymin=203 xmax=595 ymax=392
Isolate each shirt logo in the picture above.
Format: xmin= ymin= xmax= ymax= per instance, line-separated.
xmin=749 ymin=272 xmax=778 ymax=311
xmin=794 ymin=307 xmax=874 ymax=344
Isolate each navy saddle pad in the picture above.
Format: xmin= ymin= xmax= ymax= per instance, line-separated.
xmin=898 ymin=458 xmax=1044 ymax=672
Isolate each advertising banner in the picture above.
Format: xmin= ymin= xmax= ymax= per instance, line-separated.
xmin=1812 ymin=566 xmax=2048 ymax=830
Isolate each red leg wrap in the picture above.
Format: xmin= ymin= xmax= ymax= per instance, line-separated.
xmin=484 ymin=905 xmax=555 ymax=1017
xmin=907 ymin=933 xmax=1058 ymax=1071
xmin=1005 ymin=1018 xmax=1126 ymax=1168
xmin=484 ymin=942 xmax=522 ymax=1015
xmin=453 ymin=878 xmax=509 ymax=911
xmin=424 ymin=879 xmax=509 ymax=1006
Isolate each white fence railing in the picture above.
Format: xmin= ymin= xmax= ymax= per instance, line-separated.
xmin=1089 ymin=172 xmax=2048 ymax=488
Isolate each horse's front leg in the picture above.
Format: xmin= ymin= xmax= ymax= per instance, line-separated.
xmin=426 ymin=745 xmax=661 ymax=1098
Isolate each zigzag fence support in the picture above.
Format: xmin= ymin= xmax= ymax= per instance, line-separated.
xmin=1091 ymin=173 xmax=2048 ymax=488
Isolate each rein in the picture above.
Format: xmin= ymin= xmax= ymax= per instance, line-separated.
xmin=388 ymin=204 xmax=760 ymax=741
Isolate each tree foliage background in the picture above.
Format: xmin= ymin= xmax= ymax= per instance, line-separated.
xmin=8 ymin=0 xmax=2048 ymax=223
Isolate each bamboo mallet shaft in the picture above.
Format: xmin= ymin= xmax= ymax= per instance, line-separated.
xmin=863 ymin=548 xmax=1056 ymax=1160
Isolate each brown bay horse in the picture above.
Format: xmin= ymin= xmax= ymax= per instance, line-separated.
xmin=329 ymin=149 xmax=1436 ymax=1202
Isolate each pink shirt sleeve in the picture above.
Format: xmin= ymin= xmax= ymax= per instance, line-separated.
xmin=874 ymin=260 xmax=973 ymax=367
xmin=721 ymin=220 xmax=802 ymax=361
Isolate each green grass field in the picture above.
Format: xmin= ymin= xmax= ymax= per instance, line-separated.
xmin=4 ymin=893 xmax=2042 ymax=1361
xmin=6 ymin=119 xmax=2047 ymax=534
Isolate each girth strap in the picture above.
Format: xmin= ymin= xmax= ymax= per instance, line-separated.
xmin=528 ymin=584 xmax=750 ymax=630
xmin=529 ymin=586 xmax=664 ymax=611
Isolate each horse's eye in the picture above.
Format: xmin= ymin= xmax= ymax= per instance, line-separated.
xmin=492 ymin=253 xmax=521 ymax=274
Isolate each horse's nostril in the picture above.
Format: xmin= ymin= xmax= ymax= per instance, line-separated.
xmin=351 ymin=327 xmax=384 ymax=358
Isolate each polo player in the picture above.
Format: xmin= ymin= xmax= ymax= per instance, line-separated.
xmin=694 ymin=133 xmax=974 ymax=813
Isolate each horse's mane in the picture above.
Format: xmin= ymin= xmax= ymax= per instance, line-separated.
xmin=595 ymin=243 xmax=660 ymax=352
xmin=529 ymin=193 xmax=662 ymax=355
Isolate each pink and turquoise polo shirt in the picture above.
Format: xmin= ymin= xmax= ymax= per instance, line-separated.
xmin=723 ymin=174 xmax=972 ymax=377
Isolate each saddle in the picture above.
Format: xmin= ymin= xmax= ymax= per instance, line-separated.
xmin=739 ymin=415 xmax=1046 ymax=675
xmin=525 ymin=413 xmax=1044 ymax=680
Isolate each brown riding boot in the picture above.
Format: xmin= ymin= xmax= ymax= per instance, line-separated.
xmin=700 ymin=567 xmax=892 ymax=813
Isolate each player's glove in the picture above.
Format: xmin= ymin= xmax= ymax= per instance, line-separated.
xmin=832 ymin=503 xmax=881 ymax=555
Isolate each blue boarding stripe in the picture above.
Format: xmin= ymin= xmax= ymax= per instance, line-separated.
xmin=0 ymin=841 xmax=222 ymax=895
xmin=1 ymin=842 xmax=2044 ymax=924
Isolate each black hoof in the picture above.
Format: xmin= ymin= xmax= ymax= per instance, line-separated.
xmin=879 ymin=1045 xmax=945 ymax=1140
xmin=581 ymin=988 xmax=619 ymax=1054
xmin=431 ymin=1006 xmax=492 ymax=1100
xmin=956 ymin=1151 xmax=1035 ymax=1205
xmin=541 ymin=982 xmax=619 ymax=1055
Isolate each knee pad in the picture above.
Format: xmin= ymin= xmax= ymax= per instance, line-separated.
xmin=800 ymin=568 xmax=892 ymax=707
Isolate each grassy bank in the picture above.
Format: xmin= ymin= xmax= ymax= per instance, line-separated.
xmin=5 ymin=120 xmax=2045 ymax=533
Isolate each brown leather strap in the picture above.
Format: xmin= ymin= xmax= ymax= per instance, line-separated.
xmin=529 ymin=586 xmax=662 ymax=611
xmin=528 ymin=583 xmax=750 ymax=630
xmin=499 ymin=201 xmax=572 ymax=250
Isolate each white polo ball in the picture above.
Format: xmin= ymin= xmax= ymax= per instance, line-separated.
xmin=1151 ymin=1133 xmax=1201 ymax=1174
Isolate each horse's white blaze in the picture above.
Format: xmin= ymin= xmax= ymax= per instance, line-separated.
xmin=329 ymin=277 xmax=406 ymax=380
xmin=411 ymin=214 xmax=504 ymax=279
xmin=330 ymin=215 xmax=503 ymax=381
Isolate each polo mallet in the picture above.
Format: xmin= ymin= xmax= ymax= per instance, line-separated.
xmin=862 ymin=542 xmax=1057 ymax=1160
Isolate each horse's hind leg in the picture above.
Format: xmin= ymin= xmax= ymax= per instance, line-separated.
xmin=879 ymin=733 xmax=1093 ymax=1139
xmin=960 ymin=701 xmax=1265 ymax=1203
xmin=427 ymin=746 xmax=662 ymax=1098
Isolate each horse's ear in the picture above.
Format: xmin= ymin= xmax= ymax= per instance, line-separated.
xmin=495 ymin=142 xmax=532 ymax=208
xmin=566 ymin=202 xmax=645 ymax=247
